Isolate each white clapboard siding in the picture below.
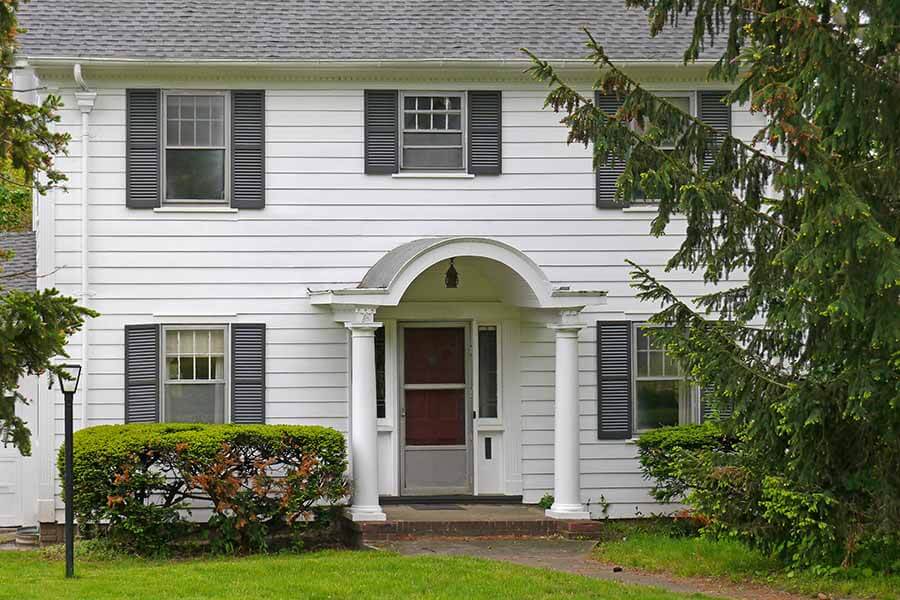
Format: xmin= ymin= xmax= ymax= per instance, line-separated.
xmin=40 ymin=77 xmax=767 ymax=520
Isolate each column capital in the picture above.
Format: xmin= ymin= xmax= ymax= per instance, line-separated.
xmin=547 ymin=308 xmax=585 ymax=333
xmin=345 ymin=306 xmax=382 ymax=333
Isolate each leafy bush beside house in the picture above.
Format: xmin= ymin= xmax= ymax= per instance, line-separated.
xmin=60 ymin=423 xmax=348 ymax=554
xmin=635 ymin=422 xmax=736 ymax=503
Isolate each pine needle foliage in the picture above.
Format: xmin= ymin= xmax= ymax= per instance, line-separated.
xmin=526 ymin=0 xmax=898 ymax=567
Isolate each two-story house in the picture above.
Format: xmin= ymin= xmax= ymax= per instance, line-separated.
xmin=2 ymin=0 xmax=759 ymax=531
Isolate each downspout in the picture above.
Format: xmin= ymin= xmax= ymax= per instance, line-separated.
xmin=73 ymin=65 xmax=96 ymax=430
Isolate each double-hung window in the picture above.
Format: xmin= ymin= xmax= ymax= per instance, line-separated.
xmin=400 ymin=93 xmax=465 ymax=171
xmin=634 ymin=325 xmax=693 ymax=430
xmin=163 ymin=327 xmax=227 ymax=423
xmin=164 ymin=92 xmax=228 ymax=203
xmin=633 ymin=93 xmax=694 ymax=204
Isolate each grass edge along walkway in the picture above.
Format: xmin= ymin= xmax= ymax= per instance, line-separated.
xmin=0 ymin=547 xmax=717 ymax=600
xmin=595 ymin=532 xmax=900 ymax=600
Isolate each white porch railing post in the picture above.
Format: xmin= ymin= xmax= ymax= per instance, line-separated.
xmin=346 ymin=307 xmax=386 ymax=521
xmin=546 ymin=309 xmax=591 ymax=520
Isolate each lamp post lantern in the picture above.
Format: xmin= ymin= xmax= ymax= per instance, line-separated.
xmin=57 ymin=364 xmax=81 ymax=579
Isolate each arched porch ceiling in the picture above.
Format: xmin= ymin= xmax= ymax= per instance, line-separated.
xmin=309 ymin=236 xmax=606 ymax=314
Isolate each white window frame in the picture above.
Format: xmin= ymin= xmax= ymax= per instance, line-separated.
xmin=399 ymin=91 xmax=467 ymax=172
xmin=473 ymin=322 xmax=502 ymax=423
xmin=161 ymin=90 xmax=231 ymax=205
xmin=631 ymin=323 xmax=697 ymax=433
xmin=160 ymin=324 xmax=230 ymax=423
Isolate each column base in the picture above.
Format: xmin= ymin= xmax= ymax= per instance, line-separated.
xmin=545 ymin=504 xmax=591 ymax=520
xmin=347 ymin=505 xmax=387 ymax=522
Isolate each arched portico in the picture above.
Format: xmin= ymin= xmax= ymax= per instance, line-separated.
xmin=310 ymin=237 xmax=606 ymax=522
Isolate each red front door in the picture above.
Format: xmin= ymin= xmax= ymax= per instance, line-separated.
xmin=401 ymin=326 xmax=471 ymax=494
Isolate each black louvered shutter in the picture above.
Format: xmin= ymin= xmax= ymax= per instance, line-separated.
xmin=597 ymin=321 xmax=632 ymax=439
xmin=126 ymin=89 xmax=161 ymax=208
xmin=124 ymin=324 xmax=160 ymax=423
xmin=700 ymin=384 xmax=734 ymax=422
xmin=468 ymin=91 xmax=502 ymax=175
xmin=698 ymin=91 xmax=732 ymax=171
xmin=594 ymin=91 xmax=628 ymax=208
xmin=231 ymin=90 xmax=266 ymax=209
xmin=231 ymin=324 xmax=266 ymax=424
xmin=364 ymin=90 xmax=399 ymax=174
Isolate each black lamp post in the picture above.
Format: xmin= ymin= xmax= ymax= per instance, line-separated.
xmin=57 ymin=364 xmax=81 ymax=579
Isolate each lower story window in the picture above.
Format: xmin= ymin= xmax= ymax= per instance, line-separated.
xmin=164 ymin=327 xmax=226 ymax=423
xmin=634 ymin=325 xmax=692 ymax=430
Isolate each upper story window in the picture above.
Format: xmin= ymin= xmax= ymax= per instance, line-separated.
xmin=163 ymin=327 xmax=227 ymax=423
xmin=164 ymin=92 xmax=228 ymax=204
xmin=401 ymin=93 xmax=465 ymax=171
xmin=632 ymin=93 xmax=694 ymax=204
xmin=634 ymin=325 xmax=694 ymax=431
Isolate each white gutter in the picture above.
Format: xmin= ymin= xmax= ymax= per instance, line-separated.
xmin=73 ymin=64 xmax=96 ymax=430
xmin=25 ymin=56 xmax=716 ymax=70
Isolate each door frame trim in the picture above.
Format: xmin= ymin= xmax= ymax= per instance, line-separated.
xmin=398 ymin=321 xmax=473 ymax=496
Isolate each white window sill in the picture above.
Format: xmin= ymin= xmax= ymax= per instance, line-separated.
xmin=392 ymin=172 xmax=475 ymax=179
xmin=622 ymin=205 xmax=660 ymax=213
xmin=154 ymin=206 xmax=238 ymax=214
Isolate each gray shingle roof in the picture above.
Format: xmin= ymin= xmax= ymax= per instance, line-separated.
xmin=18 ymin=1 xmax=707 ymax=62
xmin=0 ymin=232 xmax=37 ymax=294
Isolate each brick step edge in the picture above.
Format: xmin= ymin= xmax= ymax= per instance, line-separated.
xmin=345 ymin=519 xmax=602 ymax=543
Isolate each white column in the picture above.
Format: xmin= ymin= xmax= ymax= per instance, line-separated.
xmin=346 ymin=308 xmax=386 ymax=521
xmin=546 ymin=310 xmax=591 ymax=520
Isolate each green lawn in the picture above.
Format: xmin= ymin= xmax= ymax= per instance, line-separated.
xmin=596 ymin=532 xmax=900 ymax=600
xmin=0 ymin=549 xmax=713 ymax=600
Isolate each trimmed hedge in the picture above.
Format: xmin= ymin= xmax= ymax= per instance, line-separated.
xmin=635 ymin=422 xmax=736 ymax=503
xmin=59 ymin=423 xmax=347 ymax=554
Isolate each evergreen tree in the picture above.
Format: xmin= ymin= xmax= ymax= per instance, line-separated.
xmin=527 ymin=0 xmax=898 ymax=567
xmin=1 ymin=0 xmax=93 ymax=455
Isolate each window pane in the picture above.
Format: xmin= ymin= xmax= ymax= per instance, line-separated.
xmin=403 ymin=147 xmax=463 ymax=170
xmin=374 ymin=327 xmax=385 ymax=419
xmin=447 ymin=114 xmax=461 ymax=130
xmin=665 ymin=96 xmax=691 ymax=114
xmin=166 ymin=330 xmax=178 ymax=353
xmin=195 ymin=119 xmax=211 ymax=146
xmin=210 ymin=119 xmax=224 ymax=147
xmin=636 ymin=351 xmax=649 ymax=377
xmin=417 ymin=96 xmax=430 ymax=109
xmin=636 ymin=327 xmax=649 ymax=350
xmin=404 ymin=113 xmax=416 ymax=130
xmin=166 ymin=149 xmax=226 ymax=201
xmin=167 ymin=119 xmax=179 ymax=146
xmin=196 ymin=96 xmax=210 ymax=118
xmin=478 ymin=327 xmax=498 ymax=418
xmin=196 ymin=356 xmax=211 ymax=380
xmin=449 ymin=97 xmax=461 ymax=110
xmin=166 ymin=357 xmax=179 ymax=380
xmin=404 ymin=97 xmax=416 ymax=110
xmin=213 ymin=356 xmax=225 ymax=379
xmin=211 ymin=330 xmax=225 ymax=353
xmin=637 ymin=380 xmax=680 ymax=429
xmin=648 ymin=351 xmax=664 ymax=376
xmin=167 ymin=96 xmax=181 ymax=119
xmin=178 ymin=119 xmax=194 ymax=147
xmin=432 ymin=97 xmax=446 ymax=110
xmin=210 ymin=97 xmax=224 ymax=120
xmin=417 ymin=113 xmax=430 ymax=129
xmin=432 ymin=114 xmax=446 ymax=130
xmin=195 ymin=330 xmax=210 ymax=354
xmin=165 ymin=383 xmax=225 ymax=423
xmin=178 ymin=356 xmax=194 ymax=380
xmin=181 ymin=331 xmax=194 ymax=353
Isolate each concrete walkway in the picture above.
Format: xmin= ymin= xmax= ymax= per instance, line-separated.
xmin=374 ymin=538 xmax=813 ymax=600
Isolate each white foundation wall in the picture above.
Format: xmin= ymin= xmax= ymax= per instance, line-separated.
xmin=32 ymin=70 xmax=766 ymax=520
